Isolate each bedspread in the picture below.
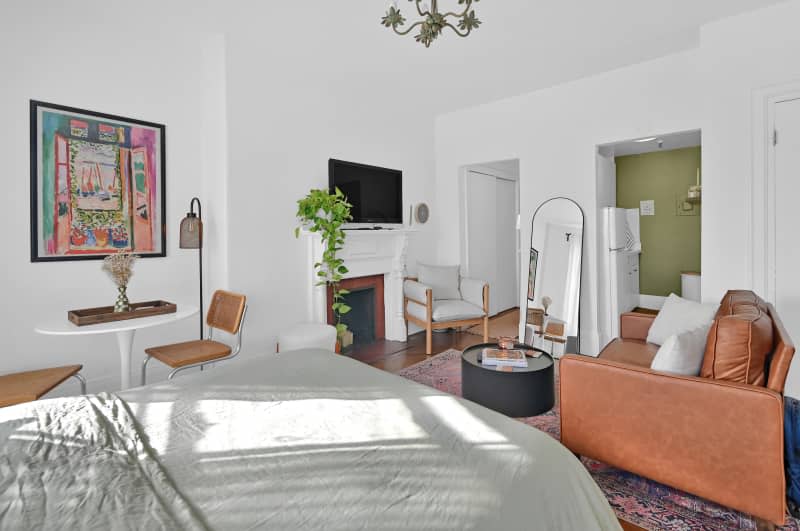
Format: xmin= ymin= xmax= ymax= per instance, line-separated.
xmin=120 ymin=350 xmax=620 ymax=530
xmin=0 ymin=393 xmax=208 ymax=531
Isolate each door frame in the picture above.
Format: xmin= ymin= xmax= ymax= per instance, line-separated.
xmin=459 ymin=163 xmax=521 ymax=315
xmin=753 ymin=83 xmax=800 ymax=302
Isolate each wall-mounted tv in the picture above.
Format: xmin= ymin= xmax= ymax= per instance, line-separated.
xmin=329 ymin=159 xmax=403 ymax=224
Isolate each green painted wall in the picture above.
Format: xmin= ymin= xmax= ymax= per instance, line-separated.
xmin=616 ymin=147 xmax=701 ymax=297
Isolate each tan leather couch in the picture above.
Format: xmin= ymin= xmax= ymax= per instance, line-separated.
xmin=560 ymin=290 xmax=795 ymax=526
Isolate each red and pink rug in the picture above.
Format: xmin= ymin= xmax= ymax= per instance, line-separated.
xmin=398 ymin=349 xmax=799 ymax=531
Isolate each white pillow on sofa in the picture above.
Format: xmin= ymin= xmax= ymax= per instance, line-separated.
xmin=650 ymin=326 xmax=710 ymax=376
xmin=418 ymin=264 xmax=461 ymax=300
xmin=646 ymin=293 xmax=718 ymax=346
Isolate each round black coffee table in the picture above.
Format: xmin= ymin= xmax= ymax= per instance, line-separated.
xmin=461 ymin=343 xmax=555 ymax=417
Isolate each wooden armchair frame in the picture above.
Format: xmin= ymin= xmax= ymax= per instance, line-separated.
xmin=404 ymin=277 xmax=489 ymax=355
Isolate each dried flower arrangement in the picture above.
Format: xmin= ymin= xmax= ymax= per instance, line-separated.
xmin=102 ymin=251 xmax=138 ymax=312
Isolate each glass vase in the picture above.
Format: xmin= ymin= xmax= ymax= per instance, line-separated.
xmin=114 ymin=284 xmax=130 ymax=313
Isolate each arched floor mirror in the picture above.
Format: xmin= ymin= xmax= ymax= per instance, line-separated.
xmin=522 ymin=197 xmax=584 ymax=357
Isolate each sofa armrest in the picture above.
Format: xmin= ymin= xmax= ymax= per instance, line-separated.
xmin=460 ymin=277 xmax=488 ymax=312
xmin=620 ymin=312 xmax=656 ymax=341
xmin=404 ymin=280 xmax=431 ymax=306
xmin=560 ymin=354 xmax=786 ymax=525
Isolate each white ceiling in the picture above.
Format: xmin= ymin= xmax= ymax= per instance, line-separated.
xmin=214 ymin=0 xmax=787 ymax=115
xmin=7 ymin=0 xmax=788 ymax=117
xmin=603 ymin=130 xmax=702 ymax=157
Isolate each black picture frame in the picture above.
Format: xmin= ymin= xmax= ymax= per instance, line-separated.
xmin=30 ymin=100 xmax=167 ymax=262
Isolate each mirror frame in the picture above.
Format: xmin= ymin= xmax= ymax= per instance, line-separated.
xmin=525 ymin=197 xmax=585 ymax=353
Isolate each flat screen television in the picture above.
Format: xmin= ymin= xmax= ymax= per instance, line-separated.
xmin=329 ymin=159 xmax=403 ymax=224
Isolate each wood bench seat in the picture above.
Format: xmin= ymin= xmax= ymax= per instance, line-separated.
xmin=0 ymin=365 xmax=85 ymax=408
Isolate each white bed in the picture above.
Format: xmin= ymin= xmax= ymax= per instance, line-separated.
xmin=1 ymin=350 xmax=620 ymax=530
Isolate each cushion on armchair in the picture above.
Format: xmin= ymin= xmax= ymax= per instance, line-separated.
xmin=701 ymin=304 xmax=773 ymax=386
xmin=403 ymin=279 xmax=431 ymax=303
xmin=407 ymin=300 xmax=485 ymax=323
xmin=460 ymin=277 xmax=486 ymax=309
xmin=650 ymin=325 xmax=710 ymax=376
xmin=418 ymin=264 xmax=461 ymax=300
xmin=646 ymin=293 xmax=718 ymax=345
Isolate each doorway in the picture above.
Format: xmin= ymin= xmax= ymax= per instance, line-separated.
xmin=596 ymin=130 xmax=702 ymax=346
xmin=773 ymin=97 xmax=800 ymax=393
xmin=460 ymin=160 xmax=520 ymax=317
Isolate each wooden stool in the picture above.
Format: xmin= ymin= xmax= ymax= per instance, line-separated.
xmin=0 ymin=365 xmax=86 ymax=408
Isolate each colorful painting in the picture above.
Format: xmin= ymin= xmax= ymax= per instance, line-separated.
xmin=30 ymin=101 xmax=166 ymax=261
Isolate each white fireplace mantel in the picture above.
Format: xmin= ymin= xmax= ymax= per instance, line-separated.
xmin=302 ymin=229 xmax=415 ymax=341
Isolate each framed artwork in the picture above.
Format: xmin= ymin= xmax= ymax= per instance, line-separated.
xmin=527 ymin=248 xmax=539 ymax=300
xmin=30 ymin=100 xmax=166 ymax=261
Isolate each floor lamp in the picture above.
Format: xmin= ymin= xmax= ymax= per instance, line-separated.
xmin=179 ymin=197 xmax=204 ymax=339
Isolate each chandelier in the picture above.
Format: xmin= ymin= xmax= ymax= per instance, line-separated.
xmin=382 ymin=0 xmax=482 ymax=48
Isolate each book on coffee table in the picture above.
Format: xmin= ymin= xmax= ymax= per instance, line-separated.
xmin=481 ymin=348 xmax=529 ymax=368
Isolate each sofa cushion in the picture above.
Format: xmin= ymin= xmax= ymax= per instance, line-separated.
xmin=650 ymin=326 xmax=710 ymax=376
xmin=418 ymin=264 xmax=461 ymax=300
xmin=599 ymin=338 xmax=658 ymax=368
xmin=701 ymin=304 xmax=773 ymax=386
xmin=646 ymin=293 xmax=718 ymax=346
xmin=717 ymin=290 xmax=770 ymax=317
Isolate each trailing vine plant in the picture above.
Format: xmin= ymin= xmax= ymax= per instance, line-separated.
xmin=295 ymin=188 xmax=353 ymax=339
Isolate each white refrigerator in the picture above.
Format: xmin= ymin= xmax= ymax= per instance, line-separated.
xmin=600 ymin=207 xmax=641 ymax=345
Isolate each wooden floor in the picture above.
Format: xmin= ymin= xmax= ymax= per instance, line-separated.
xmin=348 ymin=307 xmax=520 ymax=372
xmin=347 ymin=307 xmax=646 ymax=531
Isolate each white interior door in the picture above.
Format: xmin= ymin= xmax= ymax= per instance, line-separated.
xmin=775 ymin=97 xmax=800 ymax=395
xmin=464 ymin=170 xmax=518 ymax=315
xmin=465 ymin=171 xmax=497 ymax=311
xmin=495 ymin=178 xmax=517 ymax=313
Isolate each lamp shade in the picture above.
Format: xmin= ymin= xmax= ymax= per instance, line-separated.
xmin=179 ymin=213 xmax=203 ymax=249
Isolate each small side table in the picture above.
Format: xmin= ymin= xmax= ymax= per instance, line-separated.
xmin=461 ymin=342 xmax=555 ymax=417
xmin=35 ymin=305 xmax=198 ymax=390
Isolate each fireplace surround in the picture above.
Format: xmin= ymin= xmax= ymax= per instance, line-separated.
xmin=303 ymin=229 xmax=413 ymax=342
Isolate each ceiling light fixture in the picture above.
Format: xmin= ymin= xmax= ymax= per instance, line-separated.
xmin=382 ymin=0 xmax=482 ymax=48
xmin=634 ymin=137 xmax=658 ymax=143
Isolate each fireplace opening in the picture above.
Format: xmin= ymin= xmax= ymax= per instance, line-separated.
xmin=327 ymin=274 xmax=385 ymax=348
xmin=341 ymin=288 xmax=376 ymax=345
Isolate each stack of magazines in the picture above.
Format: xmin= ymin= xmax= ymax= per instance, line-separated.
xmin=481 ymin=348 xmax=528 ymax=368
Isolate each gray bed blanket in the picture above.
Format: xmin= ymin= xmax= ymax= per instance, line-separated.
xmin=0 ymin=393 xmax=208 ymax=531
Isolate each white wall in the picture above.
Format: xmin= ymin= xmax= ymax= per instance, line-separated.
xmin=700 ymin=0 xmax=800 ymax=301
xmin=435 ymin=51 xmax=702 ymax=355
xmin=435 ymin=0 xmax=800 ymax=395
xmin=0 ymin=9 xmax=227 ymax=392
xmin=698 ymin=0 xmax=800 ymax=395
xmin=224 ymin=31 xmax=438 ymax=354
xmin=0 ymin=2 xmax=440 ymax=394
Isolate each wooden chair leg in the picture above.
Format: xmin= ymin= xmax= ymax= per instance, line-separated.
xmin=483 ymin=316 xmax=489 ymax=342
xmin=426 ymin=325 xmax=433 ymax=355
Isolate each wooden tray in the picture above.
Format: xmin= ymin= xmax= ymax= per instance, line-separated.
xmin=68 ymin=300 xmax=177 ymax=326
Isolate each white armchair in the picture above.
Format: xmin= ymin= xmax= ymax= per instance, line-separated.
xmin=404 ymin=265 xmax=489 ymax=355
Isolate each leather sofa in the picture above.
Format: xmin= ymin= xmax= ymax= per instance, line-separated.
xmin=560 ymin=290 xmax=795 ymax=526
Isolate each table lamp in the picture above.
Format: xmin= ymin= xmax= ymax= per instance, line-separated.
xmin=179 ymin=197 xmax=203 ymax=339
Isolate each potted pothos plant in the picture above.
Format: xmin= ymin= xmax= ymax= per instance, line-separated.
xmin=295 ymin=187 xmax=353 ymax=350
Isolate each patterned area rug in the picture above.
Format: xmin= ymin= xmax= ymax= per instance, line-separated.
xmin=398 ymin=349 xmax=800 ymax=531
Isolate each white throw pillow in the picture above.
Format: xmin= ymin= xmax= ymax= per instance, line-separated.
xmin=646 ymin=293 xmax=718 ymax=346
xmin=650 ymin=326 xmax=710 ymax=376
xmin=418 ymin=264 xmax=461 ymax=300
